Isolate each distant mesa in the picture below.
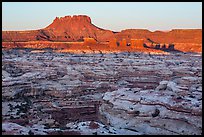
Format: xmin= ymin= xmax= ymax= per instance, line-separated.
xmin=44 ymin=15 xmax=114 ymax=42
xmin=2 ymin=15 xmax=202 ymax=53
xmin=2 ymin=15 xmax=202 ymax=44
xmin=2 ymin=15 xmax=115 ymax=42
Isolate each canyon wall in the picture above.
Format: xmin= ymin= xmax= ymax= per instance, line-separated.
xmin=115 ymin=29 xmax=202 ymax=44
xmin=2 ymin=15 xmax=202 ymax=53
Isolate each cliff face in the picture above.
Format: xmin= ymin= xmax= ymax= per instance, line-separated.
xmin=2 ymin=15 xmax=115 ymax=42
xmin=115 ymin=29 xmax=202 ymax=44
xmin=2 ymin=15 xmax=202 ymax=44
xmin=44 ymin=15 xmax=115 ymax=42
xmin=2 ymin=30 xmax=40 ymax=42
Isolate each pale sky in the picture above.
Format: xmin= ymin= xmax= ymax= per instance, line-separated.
xmin=2 ymin=2 xmax=202 ymax=32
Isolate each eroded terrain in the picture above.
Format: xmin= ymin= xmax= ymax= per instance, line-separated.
xmin=2 ymin=49 xmax=202 ymax=135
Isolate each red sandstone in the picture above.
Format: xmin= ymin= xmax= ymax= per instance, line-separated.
xmin=2 ymin=15 xmax=202 ymax=53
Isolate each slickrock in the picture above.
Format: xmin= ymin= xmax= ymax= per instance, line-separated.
xmin=2 ymin=48 xmax=202 ymax=135
xmin=101 ymin=87 xmax=202 ymax=135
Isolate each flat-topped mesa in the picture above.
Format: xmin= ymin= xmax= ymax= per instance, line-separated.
xmin=115 ymin=28 xmax=202 ymax=44
xmin=46 ymin=15 xmax=92 ymax=29
xmin=55 ymin=15 xmax=91 ymax=21
xmin=2 ymin=15 xmax=115 ymax=42
xmin=42 ymin=15 xmax=115 ymax=42
xmin=2 ymin=15 xmax=202 ymax=53
xmin=65 ymin=15 xmax=91 ymax=22
xmin=121 ymin=29 xmax=151 ymax=33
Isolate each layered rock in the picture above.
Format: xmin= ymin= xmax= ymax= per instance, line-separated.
xmin=2 ymin=15 xmax=202 ymax=46
xmin=2 ymin=39 xmax=202 ymax=135
xmin=2 ymin=15 xmax=115 ymax=42
xmin=100 ymin=86 xmax=202 ymax=135
xmin=115 ymin=29 xmax=202 ymax=44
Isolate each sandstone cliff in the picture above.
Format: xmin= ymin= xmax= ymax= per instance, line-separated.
xmin=115 ymin=29 xmax=202 ymax=44
xmin=2 ymin=15 xmax=202 ymax=45
xmin=2 ymin=15 xmax=115 ymax=42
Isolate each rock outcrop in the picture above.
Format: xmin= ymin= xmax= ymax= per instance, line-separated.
xmin=2 ymin=15 xmax=115 ymax=42
xmin=114 ymin=29 xmax=202 ymax=44
xmin=2 ymin=15 xmax=202 ymax=44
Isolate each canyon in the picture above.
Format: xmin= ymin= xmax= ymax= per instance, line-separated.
xmin=2 ymin=49 xmax=202 ymax=135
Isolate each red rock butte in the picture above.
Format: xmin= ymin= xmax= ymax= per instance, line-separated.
xmin=2 ymin=15 xmax=202 ymax=53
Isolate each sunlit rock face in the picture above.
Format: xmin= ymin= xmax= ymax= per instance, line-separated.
xmin=2 ymin=15 xmax=115 ymax=42
xmin=115 ymin=29 xmax=202 ymax=44
xmin=44 ymin=15 xmax=115 ymax=42
xmin=2 ymin=15 xmax=202 ymax=53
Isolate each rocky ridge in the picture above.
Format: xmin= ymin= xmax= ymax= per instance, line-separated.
xmin=2 ymin=15 xmax=202 ymax=44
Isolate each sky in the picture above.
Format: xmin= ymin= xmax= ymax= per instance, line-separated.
xmin=2 ymin=2 xmax=202 ymax=32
